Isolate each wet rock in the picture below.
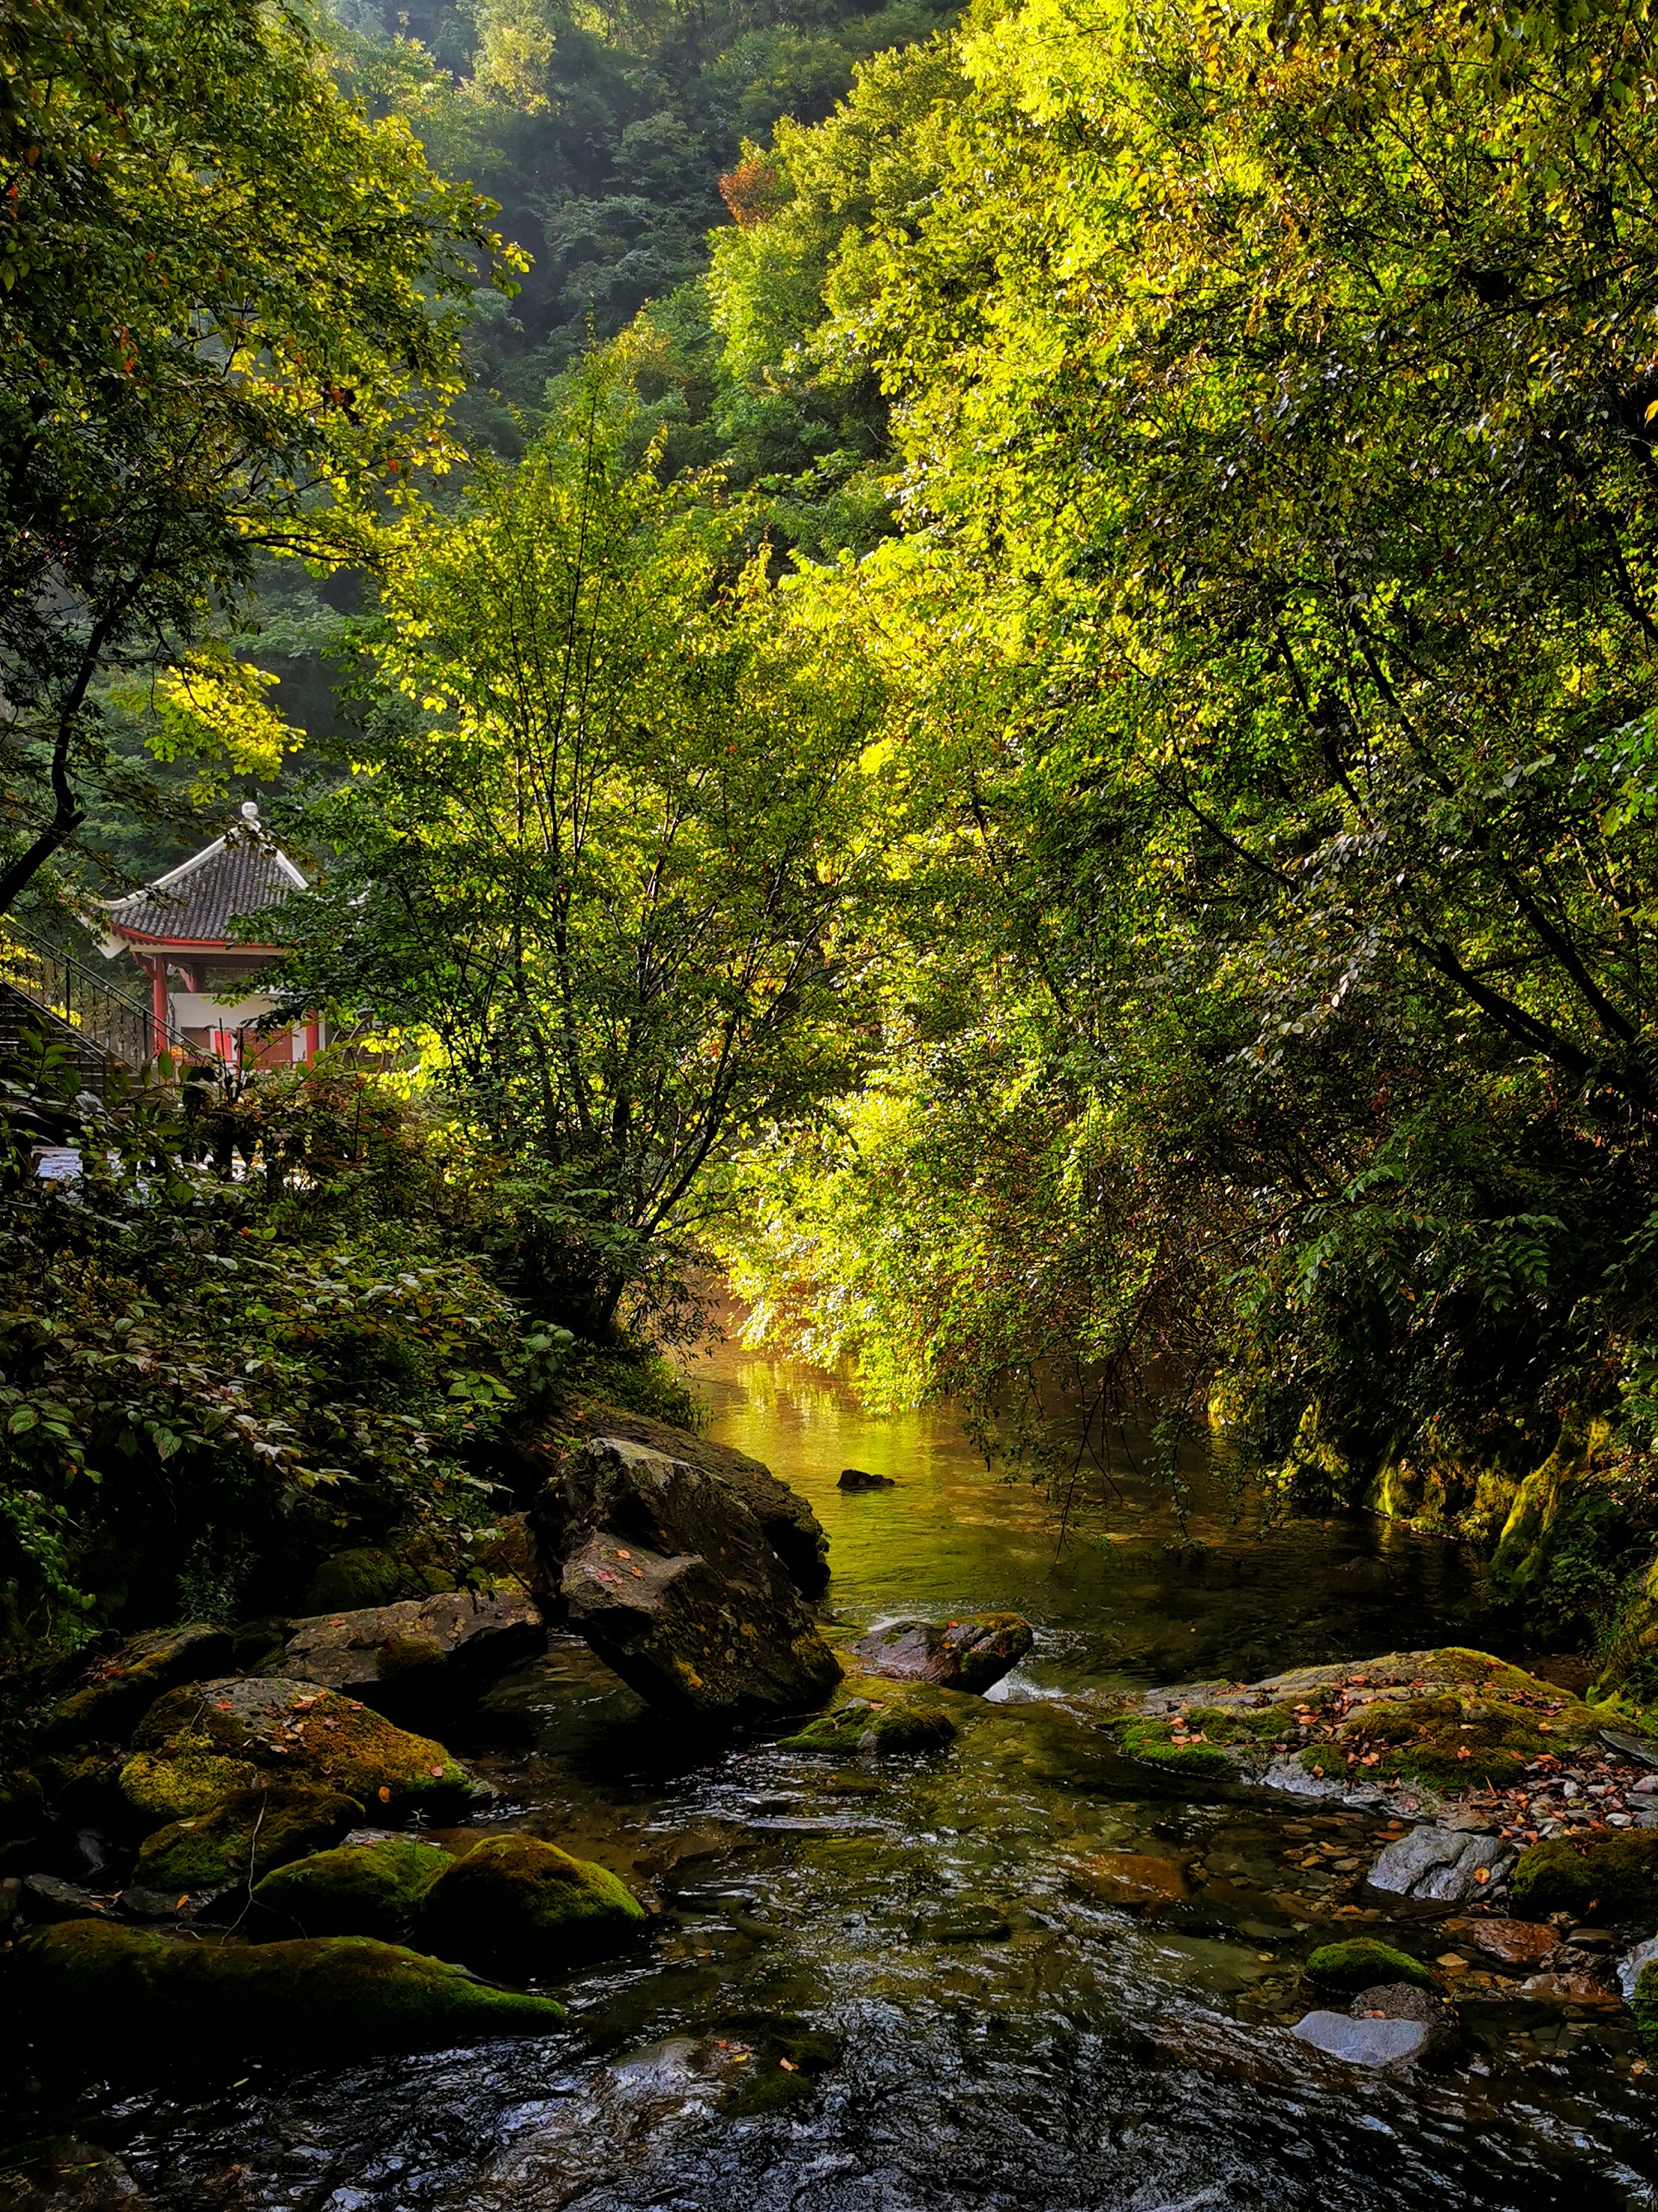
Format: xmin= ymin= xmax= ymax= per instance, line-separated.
xmin=1441 ymin=1915 xmax=1558 ymax=1968
xmin=1519 ymin=1970 xmax=1623 ymax=2006
xmin=1066 ymin=1852 xmax=1189 ymax=1908
xmin=419 ymin=1834 xmax=648 ymax=1977
xmin=779 ymin=1694 xmax=956 ymax=1758
xmin=70 ymin=1828 xmax=111 ymax=1881
xmin=21 ymin=1873 xmax=105 ymax=1922
xmin=0 ymin=1769 xmax=45 ymax=1849
xmin=39 ymin=1625 xmax=235 ymax=1748
xmin=838 ymin=1469 xmax=896 ymax=1491
xmin=1292 ymin=2009 xmax=1431 ymax=2068
xmin=129 ymin=1677 xmax=479 ymax=1819
xmin=850 ymin=1615 xmax=1033 ymax=1695
xmin=117 ymin=1885 xmax=224 ymax=1922
xmin=1511 ymin=1830 xmax=1658 ymax=1920
xmin=543 ymin=1404 xmax=830 ymax=1598
xmin=1600 ymin=1728 xmax=1658 ymax=1771
xmin=1366 ymin=1824 xmax=1514 ymax=1902
xmin=300 ymin=1539 xmax=457 ymax=1615
xmin=253 ymin=1834 xmax=454 ymax=1941
xmin=132 ymin=1781 xmax=361 ymax=1892
xmin=17 ymin=1918 xmax=565 ymax=2067
xmin=1304 ymin=1938 xmax=1435 ymax=1996
xmin=264 ymin=1591 xmax=547 ymax=1726
xmin=532 ymin=1436 xmax=840 ymax=1722
xmin=1617 ymin=1935 xmax=1658 ymax=2002
xmin=1348 ymin=1981 xmax=1461 ymax=2059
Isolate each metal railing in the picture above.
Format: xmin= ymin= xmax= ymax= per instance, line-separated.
xmin=0 ymin=917 xmax=182 ymax=1068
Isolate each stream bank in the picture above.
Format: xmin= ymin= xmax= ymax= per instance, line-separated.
xmin=3 ymin=1346 xmax=1656 ymax=2210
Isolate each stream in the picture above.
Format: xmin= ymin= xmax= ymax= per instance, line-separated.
xmin=7 ymin=1347 xmax=1657 ymax=2210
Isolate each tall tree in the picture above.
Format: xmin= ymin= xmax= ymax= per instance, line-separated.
xmin=0 ymin=0 xmax=518 ymax=914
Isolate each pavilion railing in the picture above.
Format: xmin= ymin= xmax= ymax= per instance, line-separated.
xmin=0 ymin=918 xmax=182 ymax=1069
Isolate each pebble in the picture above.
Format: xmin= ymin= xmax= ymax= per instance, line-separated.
xmin=1292 ymin=2010 xmax=1431 ymax=2068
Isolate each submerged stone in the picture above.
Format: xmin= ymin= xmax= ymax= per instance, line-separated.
xmin=419 ymin=1834 xmax=648 ymax=1978
xmin=1511 ymin=1830 xmax=1658 ymax=1920
xmin=16 ymin=1919 xmax=565 ymax=2066
xmin=131 ymin=1678 xmax=477 ymax=1816
xmin=1292 ymin=2009 xmax=1431 ymax=2068
xmin=40 ymin=1625 xmax=235 ymax=1749
xmin=132 ymin=1782 xmax=362 ymax=1892
xmin=779 ymin=1695 xmax=956 ymax=1758
xmin=850 ymin=1615 xmax=1033 ymax=1695
xmin=1440 ymin=1915 xmax=1558 ymax=1969
xmin=253 ymin=1834 xmax=453 ymax=1941
xmin=1066 ymin=1852 xmax=1188 ymax=1908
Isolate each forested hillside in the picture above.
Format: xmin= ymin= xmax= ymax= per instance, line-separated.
xmin=7 ymin=0 xmax=1658 ymax=1703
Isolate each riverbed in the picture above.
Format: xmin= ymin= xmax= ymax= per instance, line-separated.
xmin=6 ymin=1348 xmax=1656 ymax=2209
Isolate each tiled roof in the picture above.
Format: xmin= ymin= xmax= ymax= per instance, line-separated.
xmin=105 ymin=811 xmax=307 ymax=945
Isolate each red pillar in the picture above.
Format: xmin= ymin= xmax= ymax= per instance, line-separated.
xmin=304 ymin=1018 xmax=320 ymax=1063
xmin=148 ymin=958 xmax=168 ymax=1049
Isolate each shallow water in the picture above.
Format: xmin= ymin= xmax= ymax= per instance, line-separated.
xmin=7 ymin=1348 xmax=1657 ymax=2210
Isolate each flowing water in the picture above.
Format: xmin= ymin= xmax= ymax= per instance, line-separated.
xmin=7 ymin=1348 xmax=1657 ymax=2210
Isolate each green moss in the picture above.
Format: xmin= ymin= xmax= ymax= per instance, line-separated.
xmin=1304 ymin=1939 xmax=1435 ymax=1995
xmin=419 ymin=1835 xmax=647 ymax=1978
xmin=1117 ymin=1718 xmax=1234 ymax=1780
xmin=1636 ymin=1959 xmax=1658 ymax=2050
xmin=16 ymin=1919 xmax=564 ymax=2069
xmin=133 ymin=1783 xmax=362 ymax=1892
xmin=779 ymin=1695 xmax=955 ymax=1757
xmin=1327 ymin=1690 xmax=1559 ymax=1788
xmin=254 ymin=1836 xmax=452 ymax=1940
xmin=133 ymin=1680 xmax=476 ymax=1814
xmin=1185 ymin=1704 xmax=1295 ymax=1744
xmin=120 ymin=1740 xmax=264 ymax=1824
xmin=1511 ymin=1831 xmax=1658 ymax=1920
xmin=300 ymin=1544 xmax=454 ymax=1615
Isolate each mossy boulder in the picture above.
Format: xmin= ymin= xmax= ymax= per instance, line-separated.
xmin=1304 ymin=1939 xmax=1436 ymax=1996
xmin=131 ymin=1677 xmax=476 ymax=1816
xmin=253 ymin=1836 xmax=452 ymax=1941
xmin=39 ymin=1625 xmax=235 ymax=1749
xmin=1511 ymin=1830 xmax=1658 ymax=1920
xmin=120 ymin=1743 xmax=265 ymax=1824
xmin=1324 ymin=1689 xmax=1560 ymax=1789
xmin=779 ymin=1695 xmax=956 ymax=1757
xmin=301 ymin=1543 xmax=455 ymax=1615
xmin=849 ymin=1614 xmax=1033 ymax=1695
xmin=132 ymin=1782 xmax=362 ymax=1893
xmin=419 ymin=1834 xmax=647 ymax=1978
xmin=14 ymin=1918 xmax=565 ymax=2067
xmin=1117 ymin=1717 xmax=1234 ymax=1781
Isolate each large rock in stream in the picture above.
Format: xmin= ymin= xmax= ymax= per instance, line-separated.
xmin=13 ymin=1920 xmax=565 ymax=2066
xmin=850 ymin=1615 xmax=1033 ymax=1695
xmin=531 ymin=1435 xmax=840 ymax=1722
xmin=262 ymin=1590 xmax=546 ymax=1727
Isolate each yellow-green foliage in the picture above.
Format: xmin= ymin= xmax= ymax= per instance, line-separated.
xmin=17 ymin=1920 xmax=564 ymax=2068
xmin=419 ymin=1835 xmax=647 ymax=1978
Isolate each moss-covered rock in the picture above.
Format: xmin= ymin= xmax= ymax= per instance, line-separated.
xmin=253 ymin=1836 xmax=452 ymax=1941
xmin=1511 ymin=1830 xmax=1658 ymax=1920
xmin=778 ymin=1695 xmax=956 ymax=1757
xmin=0 ymin=1768 xmax=45 ymax=1846
xmin=301 ymin=1544 xmax=456 ymax=1615
xmin=120 ymin=1742 xmax=265 ymax=1824
xmin=1304 ymin=1939 xmax=1436 ymax=1996
xmin=14 ymin=1919 xmax=564 ymax=2067
xmin=1324 ymin=1689 xmax=1559 ymax=1789
xmin=1117 ymin=1717 xmax=1235 ymax=1781
xmin=419 ymin=1835 xmax=647 ymax=1977
xmin=1635 ymin=1958 xmax=1658 ymax=2050
xmin=132 ymin=1783 xmax=362 ymax=1893
xmin=39 ymin=1625 xmax=236 ymax=1749
xmin=131 ymin=1677 xmax=476 ymax=1816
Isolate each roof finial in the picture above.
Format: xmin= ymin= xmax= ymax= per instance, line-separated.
xmin=241 ymin=799 xmax=260 ymax=824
